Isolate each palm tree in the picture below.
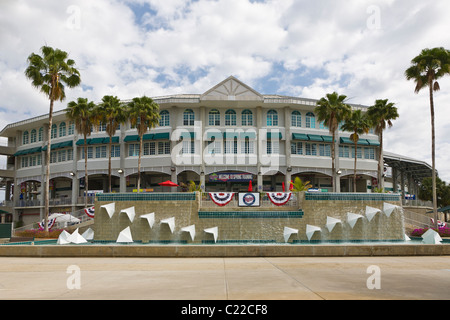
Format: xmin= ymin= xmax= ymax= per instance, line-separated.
xmin=405 ymin=47 xmax=450 ymax=229
xmin=366 ymin=99 xmax=399 ymax=191
xmin=95 ymin=96 xmax=127 ymax=193
xmin=315 ymin=92 xmax=352 ymax=192
xmin=127 ymin=96 xmax=160 ymax=192
xmin=66 ymin=98 xmax=95 ymax=208
xmin=24 ymin=46 xmax=81 ymax=233
xmin=290 ymin=177 xmax=312 ymax=192
xmin=341 ymin=110 xmax=371 ymax=192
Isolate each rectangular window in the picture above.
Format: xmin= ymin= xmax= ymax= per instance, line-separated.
xmin=111 ymin=145 xmax=120 ymax=158
xmin=291 ymin=142 xmax=303 ymax=155
xmin=306 ymin=143 xmax=317 ymax=156
xmin=351 ymin=147 xmax=363 ymax=159
xmin=339 ymin=146 xmax=350 ymax=158
xmin=67 ymin=149 xmax=73 ymax=161
xmin=241 ymin=140 xmax=254 ymax=154
xmin=267 ymin=141 xmax=279 ymax=155
xmin=225 ymin=140 xmax=238 ymax=154
xmin=128 ymin=144 xmax=140 ymax=157
xmin=364 ymin=147 xmax=375 ymax=160
xmin=319 ymin=144 xmax=331 ymax=157
xmin=182 ymin=141 xmax=195 ymax=154
xmin=158 ymin=142 xmax=170 ymax=155
xmin=58 ymin=150 xmax=66 ymax=162
xmin=81 ymin=147 xmax=94 ymax=159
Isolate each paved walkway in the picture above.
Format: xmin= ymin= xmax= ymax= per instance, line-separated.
xmin=0 ymin=256 xmax=449 ymax=300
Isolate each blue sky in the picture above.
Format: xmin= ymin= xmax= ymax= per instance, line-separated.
xmin=0 ymin=0 xmax=450 ymax=182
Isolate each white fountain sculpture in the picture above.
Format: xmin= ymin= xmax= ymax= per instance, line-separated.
xmin=67 ymin=228 xmax=88 ymax=244
xmin=306 ymin=225 xmax=322 ymax=241
xmin=120 ymin=207 xmax=136 ymax=222
xmin=365 ymin=206 xmax=381 ymax=222
xmin=117 ymin=226 xmax=133 ymax=243
xmin=283 ymin=227 xmax=299 ymax=243
xmin=181 ymin=225 xmax=196 ymax=241
xmin=204 ymin=227 xmax=218 ymax=243
xmin=57 ymin=230 xmax=71 ymax=245
xmin=101 ymin=202 xmax=116 ymax=218
xmin=347 ymin=212 xmax=364 ymax=229
xmin=81 ymin=228 xmax=94 ymax=241
xmin=383 ymin=203 xmax=398 ymax=218
xmin=140 ymin=213 xmax=155 ymax=229
xmin=404 ymin=234 xmax=411 ymax=241
xmin=161 ymin=217 xmax=176 ymax=234
xmin=326 ymin=217 xmax=342 ymax=233
xmin=421 ymin=229 xmax=442 ymax=245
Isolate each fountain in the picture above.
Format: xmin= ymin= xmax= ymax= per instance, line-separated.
xmin=347 ymin=212 xmax=364 ymax=229
xmin=181 ymin=225 xmax=196 ymax=241
xmin=283 ymin=227 xmax=298 ymax=243
xmin=365 ymin=206 xmax=381 ymax=222
xmin=161 ymin=217 xmax=175 ymax=234
xmin=140 ymin=213 xmax=155 ymax=229
xmin=306 ymin=225 xmax=322 ymax=241
xmin=120 ymin=207 xmax=135 ymax=222
xmin=326 ymin=217 xmax=342 ymax=233
xmin=204 ymin=227 xmax=218 ymax=243
xmin=117 ymin=226 xmax=133 ymax=243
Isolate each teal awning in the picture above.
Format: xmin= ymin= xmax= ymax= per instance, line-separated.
xmin=153 ymin=132 xmax=170 ymax=140
xmin=292 ymin=133 xmax=309 ymax=141
xmin=102 ymin=136 xmax=120 ymax=144
xmin=358 ymin=139 xmax=370 ymax=146
xmin=143 ymin=134 xmax=154 ymax=141
xmin=321 ymin=136 xmax=334 ymax=143
xmin=340 ymin=137 xmax=354 ymax=145
xmin=224 ymin=132 xmax=239 ymax=139
xmin=367 ymin=139 xmax=380 ymax=146
xmin=206 ymin=131 xmax=223 ymax=140
xmin=124 ymin=135 xmax=139 ymax=142
xmin=308 ymin=134 xmax=323 ymax=142
xmin=14 ymin=147 xmax=42 ymax=156
xmin=76 ymin=138 xmax=91 ymax=145
xmin=89 ymin=137 xmax=105 ymax=145
xmin=240 ymin=131 xmax=256 ymax=139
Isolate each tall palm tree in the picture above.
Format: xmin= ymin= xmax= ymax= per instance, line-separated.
xmin=95 ymin=96 xmax=127 ymax=193
xmin=405 ymin=47 xmax=450 ymax=229
xmin=315 ymin=92 xmax=352 ymax=192
xmin=366 ymin=99 xmax=399 ymax=191
xmin=127 ymin=96 xmax=160 ymax=192
xmin=341 ymin=110 xmax=371 ymax=192
xmin=66 ymin=98 xmax=95 ymax=208
xmin=24 ymin=46 xmax=81 ymax=233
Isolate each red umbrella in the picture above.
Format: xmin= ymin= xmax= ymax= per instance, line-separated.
xmin=282 ymin=182 xmax=285 ymax=192
xmin=289 ymin=181 xmax=294 ymax=191
xmin=248 ymin=180 xmax=253 ymax=192
xmin=158 ymin=180 xmax=179 ymax=187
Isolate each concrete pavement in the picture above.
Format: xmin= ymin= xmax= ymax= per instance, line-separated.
xmin=0 ymin=256 xmax=449 ymax=300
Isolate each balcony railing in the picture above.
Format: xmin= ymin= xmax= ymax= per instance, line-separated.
xmin=13 ymin=196 xmax=96 ymax=208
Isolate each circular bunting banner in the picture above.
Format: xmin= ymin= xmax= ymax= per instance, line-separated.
xmin=84 ymin=206 xmax=95 ymax=218
xmin=39 ymin=218 xmax=56 ymax=231
xmin=267 ymin=192 xmax=292 ymax=206
xmin=209 ymin=193 xmax=235 ymax=207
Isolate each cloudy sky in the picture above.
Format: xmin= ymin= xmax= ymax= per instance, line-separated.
xmin=1 ymin=0 xmax=450 ymax=182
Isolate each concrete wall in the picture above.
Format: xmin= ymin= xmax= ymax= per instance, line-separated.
xmin=94 ymin=192 xmax=404 ymax=243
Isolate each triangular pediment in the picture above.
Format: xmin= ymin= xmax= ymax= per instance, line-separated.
xmin=201 ymin=76 xmax=263 ymax=101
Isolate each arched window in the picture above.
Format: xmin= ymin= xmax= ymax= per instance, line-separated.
xmin=159 ymin=110 xmax=170 ymax=127
xmin=51 ymin=124 xmax=58 ymax=139
xmin=30 ymin=129 xmax=37 ymax=144
xmin=241 ymin=110 xmax=253 ymax=126
xmin=208 ymin=109 xmax=220 ymax=126
xmin=225 ymin=110 xmax=236 ymax=126
xmin=59 ymin=122 xmax=66 ymax=137
xmin=183 ymin=109 xmax=195 ymax=126
xmin=267 ymin=110 xmax=278 ymax=126
xmin=38 ymin=127 xmax=43 ymax=142
xmin=291 ymin=111 xmax=302 ymax=127
xmin=306 ymin=112 xmax=316 ymax=129
xmin=23 ymin=131 xmax=29 ymax=145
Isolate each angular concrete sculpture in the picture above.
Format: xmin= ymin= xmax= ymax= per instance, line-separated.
xmin=326 ymin=217 xmax=342 ymax=233
xmin=140 ymin=213 xmax=155 ymax=229
xmin=204 ymin=227 xmax=218 ymax=243
xmin=57 ymin=230 xmax=71 ymax=245
xmin=67 ymin=228 xmax=88 ymax=244
xmin=383 ymin=203 xmax=398 ymax=218
xmin=421 ymin=229 xmax=442 ymax=245
xmin=306 ymin=225 xmax=322 ymax=241
xmin=161 ymin=217 xmax=175 ymax=234
xmin=283 ymin=227 xmax=298 ymax=243
xmin=117 ymin=226 xmax=133 ymax=243
xmin=347 ymin=212 xmax=364 ymax=229
xmin=365 ymin=206 xmax=381 ymax=222
xmin=404 ymin=234 xmax=411 ymax=241
xmin=101 ymin=202 xmax=116 ymax=218
xmin=181 ymin=225 xmax=196 ymax=241
xmin=81 ymin=228 xmax=94 ymax=241
xmin=120 ymin=206 xmax=135 ymax=222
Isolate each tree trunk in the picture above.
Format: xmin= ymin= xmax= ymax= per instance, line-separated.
xmin=137 ymin=136 xmax=143 ymax=193
xmin=331 ymin=130 xmax=336 ymax=192
xmin=108 ymin=135 xmax=112 ymax=193
xmin=84 ymin=136 xmax=88 ymax=208
xmin=429 ymin=79 xmax=438 ymax=230
xmin=378 ymin=131 xmax=384 ymax=191
xmin=43 ymin=98 xmax=54 ymax=234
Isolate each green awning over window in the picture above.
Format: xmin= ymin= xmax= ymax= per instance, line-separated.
xmin=357 ymin=139 xmax=370 ymax=146
xmin=367 ymin=139 xmax=380 ymax=146
xmin=89 ymin=137 xmax=105 ymax=145
xmin=206 ymin=132 xmax=223 ymax=140
xmin=76 ymin=138 xmax=91 ymax=145
xmin=321 ymin=136 xmax=333 ymax=143
xmin=153 ymin=132 xmax=170 ymax=140
xmin=14 ymin=147 xmax=42 ymax=156
xmin=143 ymin=134 xmax=154 ymax=141
xmin=124 ymin=135 xmax=139 ymax=142
xmin=307 ymin=134 xmax=324 ymax=142
xmin=340 ymin=137 xmax=354 ymax=145
xmin=240 ymin=131 xmax=257 ymax=139
xmin=292 ymin=133 xmax=309 ymax=141
xmin=102 ymin=136 xmax=120 ymax=144
xmin=224 ymin=132 xmax=240 ymax=139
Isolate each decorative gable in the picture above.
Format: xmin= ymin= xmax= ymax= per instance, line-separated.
xmin=201 ymin=76 xmax=263 ymax=101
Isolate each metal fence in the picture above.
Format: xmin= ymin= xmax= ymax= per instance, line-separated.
xmin=403 ymin=209 xmax=434 ymax=229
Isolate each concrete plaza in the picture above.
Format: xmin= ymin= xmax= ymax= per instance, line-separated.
xmin=0 ymin=256 xmax=449 ymax=300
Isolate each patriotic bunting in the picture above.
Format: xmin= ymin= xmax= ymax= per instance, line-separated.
xmin=209 ymin=193 xmax=235 ymax=207
xmin=267 ymin=192 xmax=292 ymax=206
xmin=39 ymin=218 xmax=56 ymax=230
xmin=84 ymin=206 xmax=95 ymax=218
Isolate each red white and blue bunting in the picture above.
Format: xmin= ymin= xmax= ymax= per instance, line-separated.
xmin=39 ymin=218 xmax=56 ymax=230
xmin=209 ymin=193 xmax=235 ymax=207
xmin=84 ymin=206 xmax=95 ymax=218
xmin=267 ymin=192 xmax=292 ymax=206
